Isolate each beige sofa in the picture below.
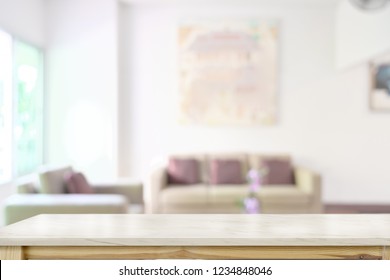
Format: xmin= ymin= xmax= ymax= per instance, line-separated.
xmin=145 ymin=153 xmax=322 ymax=214
xmin=4 ymin=166 xmax=143 ymax=225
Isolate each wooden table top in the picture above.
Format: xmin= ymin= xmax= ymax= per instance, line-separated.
xmin=0 ymin=214 xmax=390 ymax=246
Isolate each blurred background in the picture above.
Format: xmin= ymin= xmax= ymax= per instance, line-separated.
xmin=0 ymin=0 xmax=390 ymax=223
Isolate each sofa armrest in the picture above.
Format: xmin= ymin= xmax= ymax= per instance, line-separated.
xmin=145 ymin=165 xmax=167 ymax=214
xmin=14 ymin=174 xmax=40 ymax=194
xmin=294 ymin=166 xmax=322 ymax=213
xmin=17 ymin=182 xmax=38 ymax=194
xmin=91 ymin=179 xmax=143 ymax=204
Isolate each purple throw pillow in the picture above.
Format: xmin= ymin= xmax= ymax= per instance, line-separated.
xmin=209 ymin=159 xmax=244 ymax=184
xmin=64 ymin=172 xmax=93 ymax=194
xmin=167 ymin=158 xmax=200 ymax=184
xmin=261 ymin=158 xmax=294 ymax=185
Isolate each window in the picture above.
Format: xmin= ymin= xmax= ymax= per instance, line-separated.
xmin=0 ymin=30 xmax=13 ymax=182
xmin=0 ymin=29 xmax=44 ymax=182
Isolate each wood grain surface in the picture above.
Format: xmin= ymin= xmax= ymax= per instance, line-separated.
xmin=23 ymin=246 xmax=383 ymax=260
xmin=0 ymin=246 xmax=25 ymax=260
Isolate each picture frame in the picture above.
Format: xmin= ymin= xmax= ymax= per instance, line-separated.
xmin=370 ymin=52 xmax=390 ymax=111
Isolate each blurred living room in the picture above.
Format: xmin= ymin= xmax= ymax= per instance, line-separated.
xmin=0 ymin=0 xmax=390 ymax=226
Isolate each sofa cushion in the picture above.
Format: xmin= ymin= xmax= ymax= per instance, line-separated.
xmin=208 ymin=185 xmax=250 ymax=204
xmin=207 ymin=153 xmax=248 ymax=184
xmin=261 ymin=158 xmax=295 ymax=185
xmin=160 ymin=185 xmax=208 ymax=204
xmin=167 ymin=158 xmax=200 ymax=184
xmin=258 ymin=185 xmax=310 ymax=204
xmin=209 ymin=159 xmax=244 ymax=184
xmin=4 ymin=194 xmax=128 ymax=225
xmin=169 ymin=154 xmax=207 ymax=182
xmin=249 ymin=154 xmax=290 ymax=170
xmin=64 ymin=172 xmax=93 ymax=194
xmin=39 ymin=166 xmax=73 ymax=194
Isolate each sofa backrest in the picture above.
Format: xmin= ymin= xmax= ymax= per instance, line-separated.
xmin=14 ymin=166 xmax=74 ymax=194
xmin=39 ymin=166 xmax=73 ymax=194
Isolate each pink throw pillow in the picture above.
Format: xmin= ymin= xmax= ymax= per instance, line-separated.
xmin=167 ymin=158 xmax=200 ymax=184
xmin=261 ymin=158 xmax=295 ymax=185
xmin=64 ymin=172 xmax=93 ymax=194
xmin=209 ymin=159 xmax=244 ymax=184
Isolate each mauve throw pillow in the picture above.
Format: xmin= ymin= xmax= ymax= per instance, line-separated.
xmin=209 ymin=159 xmax=244 ymax=185
xmin=167 ymin=158 xmax=200 ymax=184
xmin=64 ymin=172 xmax=94 ymax=194
xmin=261 ymin=158 xmax=295 ymax=185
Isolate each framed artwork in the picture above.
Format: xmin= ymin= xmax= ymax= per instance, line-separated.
xmin=178 ymin=20 xmax=279 ymax=125
xmin=370 ymin=52 xmax=390 ymax=111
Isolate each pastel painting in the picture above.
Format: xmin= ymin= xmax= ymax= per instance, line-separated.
xmin=178 ymin=20 xmax=279 ymax=125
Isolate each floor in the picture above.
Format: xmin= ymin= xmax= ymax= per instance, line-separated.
xmin=324 ymin=204 xmax=390 ymax=214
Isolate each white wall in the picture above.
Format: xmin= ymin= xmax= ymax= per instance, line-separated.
xmin=336 ymin=0 xmax=390 ymax=68
xmin=121 ymin=1 xmax=390 ymax=204
xmin=0 ymin=0 xmax=45 ymax=47
xmin=46 ymin=0 xmax=119 ymax=180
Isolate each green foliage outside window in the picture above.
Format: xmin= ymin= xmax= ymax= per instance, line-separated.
xmin=14 ymin=41 xmax=44 ymax=176
xmin=0 ymin=29 xmax=44 ymax=181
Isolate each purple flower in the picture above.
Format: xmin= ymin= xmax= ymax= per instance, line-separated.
xmin=244 ymin=197 xmax=259 ymax=214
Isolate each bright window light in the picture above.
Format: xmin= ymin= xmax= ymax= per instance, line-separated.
xmin=0 ymin=29 xmax=13 ymax=182
xmin=14 ymin=40 xmax=44 ymax=176
xmin=0 ymin=29 xmax=44 ymax=182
